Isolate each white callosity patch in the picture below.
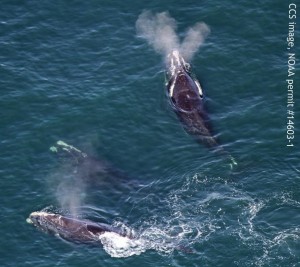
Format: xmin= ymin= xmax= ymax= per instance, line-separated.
xmin=172 ymin=50 xmax=181 ymax=66
xmin=167 ymin=49 xmax=204 ymax=99
xmin=167 ymin=50 xmax=186 ymax=97
xmin=55 ymin=140 xmax=88 ymax=158
xmin=194 ymin=79 xmax=203 ymax=97
xmin=169 ymin=79 xmax=176 ymax=97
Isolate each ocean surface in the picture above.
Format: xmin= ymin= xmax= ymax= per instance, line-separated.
xmin=1 ymin=1 xmax=299 ymax=266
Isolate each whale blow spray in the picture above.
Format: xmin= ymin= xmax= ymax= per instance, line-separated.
xmin=136 ymin=11 xmax=210 ymax=62
xmin=136 ymin=11 xmax=237 ymax=169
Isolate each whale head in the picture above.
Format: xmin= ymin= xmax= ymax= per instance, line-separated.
xmin=27 ymin=211 xmax=101 ymax=242
xmin=165 ymin=50 xmax=203 ymax=112
xmin=27 ymin=211 xmax=61 ymax=234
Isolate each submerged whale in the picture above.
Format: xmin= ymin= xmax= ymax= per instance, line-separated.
xmin=50 ymin=141 xmax=120 ymax=179
xmin=27 ymin=211 xmax=133 ymax=243
xmin=50 ymin=141 xmax=131 ymax=184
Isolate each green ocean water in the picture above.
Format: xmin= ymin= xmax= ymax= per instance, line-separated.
xmin=1 ymin=0 xmax=299 ymax=266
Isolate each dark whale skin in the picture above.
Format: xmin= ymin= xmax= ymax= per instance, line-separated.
xmin=28 ymin=211 xmax=130 ymax=244
xmin=166 ymin=50 xmax=218 ymax=148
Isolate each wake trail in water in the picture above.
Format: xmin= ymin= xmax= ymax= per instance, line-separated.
xmin=119 ymin=173 xmax=300 ymax=261
xmin=136 ymin=11 xmax=210 ymax=62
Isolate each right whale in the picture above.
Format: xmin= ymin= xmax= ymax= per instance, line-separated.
xmin=165 ymin=50 xmax=237 ymax=166
xmin=27 ymin=211 xmax=133 ymax=244
xmin=166 ymin=50 xmax=217 ymax=147
xmin=50 ymin=140 xmax=132 ymax=183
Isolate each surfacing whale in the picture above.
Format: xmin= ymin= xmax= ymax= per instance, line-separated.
xmin=27 ymin=211 xmax=133 ymax=243
xmin=27 ymin=210 xmax=192 ymax=256
xmin=166 ymin=50 xmax=216 ymax=146
xmin=165 ymin=50 xmax=237 ymax=166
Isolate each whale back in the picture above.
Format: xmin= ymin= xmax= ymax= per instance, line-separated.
xmin=168 ymin=71 xmax=203 ymax=113
xmin=28 ymin=211 xmax=122 ymax=243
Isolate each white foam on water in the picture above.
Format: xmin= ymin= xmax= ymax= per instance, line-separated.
xmin=98 ymin=232 xmax=147 ymax=258
xmin=97 ymin=222 xmax=185 ymax=258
